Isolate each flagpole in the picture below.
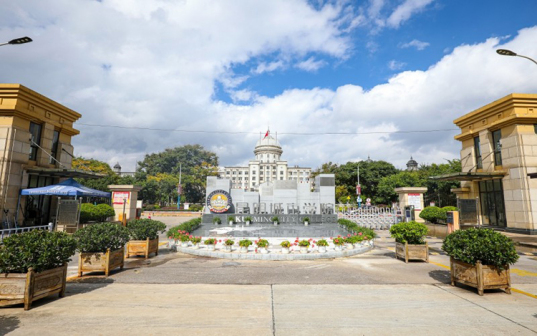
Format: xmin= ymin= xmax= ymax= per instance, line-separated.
xmin=177 ymin=163 xmax=182 ymax=210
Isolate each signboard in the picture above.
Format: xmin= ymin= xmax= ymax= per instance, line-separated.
xmin=365 ymin=197 xmax=371 ymax=206
xmin=207 ymin=189 xmax=232 ymax=213
xmin=458 ymin=199 xmax=477 ymax=224
xmin=177 ymin=184 xmax=183 ymax=195
xmin=113 ymin=191 xmax=130 ymax=205
xmin=408 ymin=193 xmax=422 ymax=210
xmin=356 ymin=185 xmax=361 ymax=195
xmin=56 ymin=199 xmax=80 ymax=231
xmin=446 ymin=211 xmax=454 ymax=224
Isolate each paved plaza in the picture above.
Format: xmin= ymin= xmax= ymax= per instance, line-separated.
xmin=1 ymin=216 xmax=537 ymax=335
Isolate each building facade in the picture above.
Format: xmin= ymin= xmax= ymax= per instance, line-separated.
xmin=447 ymin=93 xmax=537 ymax=234
xmin=219 ymin=134 xmax=312 ymax=190
xmin=0 ymin=84 xmax=96 ymax=226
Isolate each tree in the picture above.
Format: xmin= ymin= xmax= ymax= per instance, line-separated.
xmin=72 ymin=157 xmax=119 ymax=192
xmin=419 ymin=160 xmax=461 ymax=207
xmin=376 ymin=171 xmax=426 ymax=204
xmin=138 ymin=144 xmax=218 ymax=176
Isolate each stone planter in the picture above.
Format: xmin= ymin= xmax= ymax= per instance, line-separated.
xmin=450 ymin=257 xmax=511 ymax=296
xmin=239 ymin=246 xmax=249 ymax=253
xmin=300 ymin=247 xmax=308 ymax=254
xmin=273 ymin=221 xmax=278 ymax=226
xmin=395 ymin=242 xmax=429 ymax=263
xmin=78 ymin=248 xmax=124 ymax=277
xmin=224 ymin=245 xmax=232 ymax=252
xmin=127 ymin=237 xmax=159 ymax=259
xmin=346 ymin=243 xmax=354 ymax=250
xmin=0 ymin=264 xmax=67 ymax=311
xmin=281 ymin=247 xmax=290 ymax=254
xmin=258 ymin=247 xmax=268 ymax=254
xmin=304 ymin=221 xmax=309 ymax=226
xmin=318 ymin=246 xmax=327 ymax=253
xmin=206 ymin=244 xmax=216 ymax=251
xmin=229 ymin=221 xmax=233 ymax=226
xmin=246 ymin=221 xmax=251 ymax=226
xmin=181 ymin=241 xmax=189 ymax=248
xmin=334 ymin=245 xmax=343 ymax=251
xmin=192 ymin=243 xmax=200 ymax=249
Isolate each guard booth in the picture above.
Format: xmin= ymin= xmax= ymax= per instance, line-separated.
xmin=405 ymin=205 xmax=415 ymax=222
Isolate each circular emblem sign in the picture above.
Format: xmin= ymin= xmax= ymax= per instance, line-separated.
xmin=207 ymin=189 xmax=232 ymax=213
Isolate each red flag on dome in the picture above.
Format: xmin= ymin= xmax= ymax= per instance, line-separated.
xmin=264 ymin=130 xmax=270 ymax=138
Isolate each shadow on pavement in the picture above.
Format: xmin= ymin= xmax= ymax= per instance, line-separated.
xmin=0 ymin=315 xmax=19 ymax=334
xmin=428 ymin=270 xmax=451 ymax=284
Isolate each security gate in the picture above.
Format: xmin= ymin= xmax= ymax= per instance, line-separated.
xmin=337 ymin=205 xmax=398 ymax=230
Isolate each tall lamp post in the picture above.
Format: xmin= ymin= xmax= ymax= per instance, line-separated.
xmin=496 ymin=49 xmax=537 ymax=66
xmin=0 ymin=36 xmax=33 ymax=47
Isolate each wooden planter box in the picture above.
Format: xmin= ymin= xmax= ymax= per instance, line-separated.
xmin=395 ymin=242 xmax=429 ymax=263
xmin=0 ymin=264 xmax=67 ymax=310
xmin=78 ymin=248 xmax=124 ymax=277
xmin=126 ymin=237 xmax=159 ymax=259
xmin=450 ymin=257 xmax=511 ymax=296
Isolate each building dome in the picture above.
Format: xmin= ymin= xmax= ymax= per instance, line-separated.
xmin=113 ymin=162 xmax=121 ymax=174
xmin=254 ymin=134 xmax=283 ymax=162
xmin=406 ymin=156 xmax=418 ymax=171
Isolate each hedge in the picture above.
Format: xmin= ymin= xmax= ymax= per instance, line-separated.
xmin=74 ymin=222 xmax=130 ymax=253
xmin=166 ymin=218 xmax=201 ymax=238
xmin=79 ymin=203 xmax=115 ymax=223
xmin=337 ymin=218 xmax=377 ymax=238
xmin=127 ymin=219 xmax=167 ymax=240
xmin=389 ymin=221 xmax=428 ymax=244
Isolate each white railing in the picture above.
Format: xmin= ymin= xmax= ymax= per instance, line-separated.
xmin=336 ymin=204 xmax=398 ymax=230
xmin=0 ymin=223 xmax=53 ymax=243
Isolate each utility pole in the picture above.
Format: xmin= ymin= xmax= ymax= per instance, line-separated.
xmin=356 ymin=164 xmax=362 ymax=208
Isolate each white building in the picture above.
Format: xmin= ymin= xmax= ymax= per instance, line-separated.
xmin=219 ymin=134 xmax=312 ymax=190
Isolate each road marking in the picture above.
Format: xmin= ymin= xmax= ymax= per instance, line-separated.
xmin=66 ymin=275 xmax=79 ymax=281
xmin=511 ymin=269 xmax=537 ymax=277
xmin=303 ymin=264 xmax=330 ymax=270
xmin=511 ymin=288 xmax=537 ymax=299
xmin=430 ymin=252 xmax=439 ymax=255
xmin=387 ymin=247 xmax=395 ymax=251
xmin=429 ymin=260 xmax=536 ymax=299
xmin=159 ymin=242 xmax=168 ymax=246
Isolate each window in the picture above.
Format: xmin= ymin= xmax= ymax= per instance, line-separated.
xmin=280 ymin=171 xmax=283 ymax=175
xmin=474 ymin=136 xmax=482 ymax=169
xmin=260 ymin=171 xmax=263 ymax=175
xmin=492 ymin=130 xmax=502 ymax=166
xmin=29 ymin=122 xmax=42 ymax=161
xmin=50 ymin=130 xmax=60 ymax=164
xmin=252 ymin=177 xmax=256 ymax=181
xmin=252 ymin=171 xmax=256 ymax=175
xmin=245 ymin=171 xmax=248 ymax=175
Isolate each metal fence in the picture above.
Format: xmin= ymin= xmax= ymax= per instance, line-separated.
xmin=0 ymin=223 xmax=53 ymax=243
xmin=336 ymin=204 xmax=398 ymax=230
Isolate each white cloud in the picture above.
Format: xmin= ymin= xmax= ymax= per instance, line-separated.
xmin=1 ymin=1 xmax=537 ymax=173
xmin=401 ymin=39 xmax=430 ymax=50
xmin=388 ymin=60 xmax=407 ymax=70
xmin=252 ymin=61 xmax=285 ymax=74
xmin=295 ymin=57 xmax=327 ymax=72
xmin=387 ymin=0 xmax=434 ymax=28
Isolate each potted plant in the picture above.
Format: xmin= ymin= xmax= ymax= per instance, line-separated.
xmin=213 ymin=217 xmax=222 ymax=225
xmin=179 ymin=234 xmax=191 ymax=247
xmin=280 ymin=240 xmax=291 ymax=254
xmin=190 ymin=236 xmax=202 ymax=249
xmin=298 ymin=239 xmax=310 ymax=254
xmin=204 ymin=238 xmax=217 ymax=251
xmin=256 ymin=239 xmax=269 ymax=254
xmin=389 ymin=221 xmax=429 ymax=263
xmin=344 ymin=235 xmax=356 ymax=250
xmin=271 ymin=216 xmax=279 ymax=226
xmin=442 ymin=228 xmax=519 ymax=296
xmin=333 ymin=236 xmax=345 ymax=251
xmin=74 ymin=222 xmax=130 ymax=277
xmin=317 ymin=239 xmax=329 ymax=253
xmin=303 ymin=217 xmax=310 ymax=226
xmin=239 ymin=239 xmax=252 ymax=253
xmin=227 ymin=216 xmax=235 ymax=226
xmin=0 ymin=230 xmax=76 ymax=310
xmin=244 ymin=216 xmax=252 ymax=226
xmin=224 ymin=239 xmax=234 ymax=251
xmin=126 ymin=219 xmax=167 ymax=259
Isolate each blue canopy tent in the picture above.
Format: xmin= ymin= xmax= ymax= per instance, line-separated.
xmin=20 ymin=178 xmax=111 ymax=197
xmin=17 ymin=178 xmax=111 ymax=225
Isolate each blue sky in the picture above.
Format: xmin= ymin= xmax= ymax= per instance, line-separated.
xmin=1 ymin=0 xmax=537 ymax=171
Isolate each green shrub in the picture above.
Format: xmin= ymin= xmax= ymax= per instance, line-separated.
xmin=298 ymin=239 xmax=310 ymax=247
xmin=227 ymin=216 xmax=235 ymax=223
xmin=256 ymin=239 xmax=269 ymax=248
xmin=303 ymin=217 xmax=310 ymax=223
xmin=271 ymin=216 xmax=279 ymax=223
xmin=188 ymin=204 xmax=203 ymax=212
xmin=280 ymin=240 xmax=291 ymax=248
xmin=204 ymin=238 xmax=216 ymax=245
xmin=190 ymin=236 xmax=201 ymax=244
xmin=389 ymin=221 xmax=428 ymax=244
xmin=127 ymin=219 xmax=167 ymax=240
xmin=0 ymin=230 xmax=77 ymax=273
xmin=337 ymin=218 xmax=377 ymax=238
xmin=213 ymin=217 xmax=222 ymax=224
xmin=239 ymin=239 xmax=252 ymax=247
xmin=419 ymin=206 xmax=444 ymax=224
xmin=224 ymin=239 xmax=234 ymax=246
xmin=74 ymin=222 xmax=130 ymax=253
xmin=442 ymin=228 xmax=519 ymax=270
xmin=166 ymin=218 xmax=201 ymax=238
xmin=317 ymin=239 xmax=329 ymax=246
xmin=94 ymin=204 xmax=115 ymax=222
xmin=79 ymin=203 xmax=95 ymax=224
xmin=244 ymin=216 xmax=252 ymax=222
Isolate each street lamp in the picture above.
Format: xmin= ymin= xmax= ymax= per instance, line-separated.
xmin=0 ymin=36 xmax=33 ymax=47
xmin=496 ymin=49 xmax=537 ymax=66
